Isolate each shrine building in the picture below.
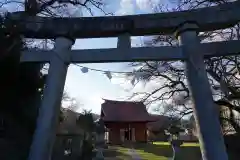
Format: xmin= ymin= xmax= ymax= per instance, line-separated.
xmin=100 ymin=99 xmax=157 ymax=144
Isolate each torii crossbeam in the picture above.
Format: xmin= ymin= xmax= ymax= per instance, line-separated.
xmin=9 ymin=1 xmax=240 ymax=160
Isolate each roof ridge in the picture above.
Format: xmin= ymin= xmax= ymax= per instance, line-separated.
xmin=102 ymin=99 xmax=143 ymax=104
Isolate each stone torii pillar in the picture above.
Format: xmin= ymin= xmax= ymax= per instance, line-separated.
xmin=176 ymin=23 xmax=228 ymax=160
xmin=28 ymin=37 xmax=75 ymax=160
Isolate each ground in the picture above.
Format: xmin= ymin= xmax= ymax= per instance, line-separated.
xmin=102 ymin=142 xmax=201 ymax=160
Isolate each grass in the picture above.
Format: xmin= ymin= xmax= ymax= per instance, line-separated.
xmin=154 ymin=141 xmax=200 ymax=147
xmin=117 ymin=146 xmax=169 ymax=160
xmin=103 ymin=146 xmax=133 ymax=160
xmin=115 ymin=141 xmax=201 ymax=160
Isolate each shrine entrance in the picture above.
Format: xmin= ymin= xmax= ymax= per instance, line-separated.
xmin=120 ymin=128 xmax=130 ymax=142
xmin=124 ymin=128 xmax=132 ymax=141
xmin=121 ymin=127 xmax=135 ymax=142
xmin=9 ymin=1 xmax=240 ymax=160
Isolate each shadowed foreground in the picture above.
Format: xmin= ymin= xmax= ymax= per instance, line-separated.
xmin=103 ymin=142 xmax=201 ymax=160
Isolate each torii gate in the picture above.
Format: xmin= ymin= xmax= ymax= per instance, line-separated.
xmin=9 ymin=1 xmax=240 ymax=160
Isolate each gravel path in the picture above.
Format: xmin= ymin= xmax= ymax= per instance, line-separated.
xmin=128 ymin=148 xmax=142 ymax=160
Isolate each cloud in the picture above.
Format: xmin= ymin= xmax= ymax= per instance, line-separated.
xmin=135 ymin=0 xmax=150 ymax=11
xmin=116 ymin=0 xmax=135 ymax=15
xmin=135 ymin=0 xmax=162 ymax=11
xmin=115 ymin=0 xmax=163 ymax=15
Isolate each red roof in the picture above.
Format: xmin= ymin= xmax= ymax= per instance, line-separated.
xmin=101 ymin=99 xmax=157 ymax=122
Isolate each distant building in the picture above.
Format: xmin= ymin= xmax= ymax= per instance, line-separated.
xmin=53 ymin=109 xmax=84 ymax=160
xmin=146 ymin=114 xmax=172 ymax=141
xmin=100 ymin=99 xmax=157 ymax=144
xmin=147 ymin=115 xmax=197 ymax=141
xmin=57 ymin=108 xmax=83 ymax=135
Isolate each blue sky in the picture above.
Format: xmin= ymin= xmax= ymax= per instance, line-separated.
xmin=2 ymin=0 xmax=172 ymax=114
xmin=65 ymin=0 xmax=170 ymax=113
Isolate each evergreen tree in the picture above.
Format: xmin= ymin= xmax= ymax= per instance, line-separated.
xmin=0 ymin=13 xmax=46 ymax=159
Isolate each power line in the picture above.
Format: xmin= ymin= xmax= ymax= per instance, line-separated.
xmin=4 ymin=19 xmax=143 ymax=76
xmin=40 ymin=46 xmax=135 ymax=77
xmin=74 ymin=64 xmax=132 ymax=74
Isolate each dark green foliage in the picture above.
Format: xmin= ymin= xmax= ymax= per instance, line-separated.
xmin=76 ymin=111 xmax=95 ymax=159
xmin=81 ymin=139 xmax=94 ymax=160
xmin=168 ymin=125 xmax=185 ymax=135
xmin=77 ymin=111 xmax=95 ymax=133
xmin=95 ymin=118 xmax=105 ymax=134
xmin=0 ymin=13 xmax=23 ymax=58
xmin=0 ymin=13 xmax=46 ymax=159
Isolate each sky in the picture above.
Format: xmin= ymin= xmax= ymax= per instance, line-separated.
xmin=63 ymin=0 xmax=175 ymax=114
xmin=2 ymin=0 xmax=172 ymax=114
xmin=65 ymin=0 xmax=164 ymax=114
xmin=64 ymin=0 xmax=178 ymax=114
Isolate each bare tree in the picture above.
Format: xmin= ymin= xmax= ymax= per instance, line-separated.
xmin=0 ymin=0 xmax=111 ymax=16
xmin=127 ymin=0 xmax=240 ymax=134
xmin=61 ymin=91 xmax=82 ymax=111
xmin=0 ymin=0 xmax=111 ymax=48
